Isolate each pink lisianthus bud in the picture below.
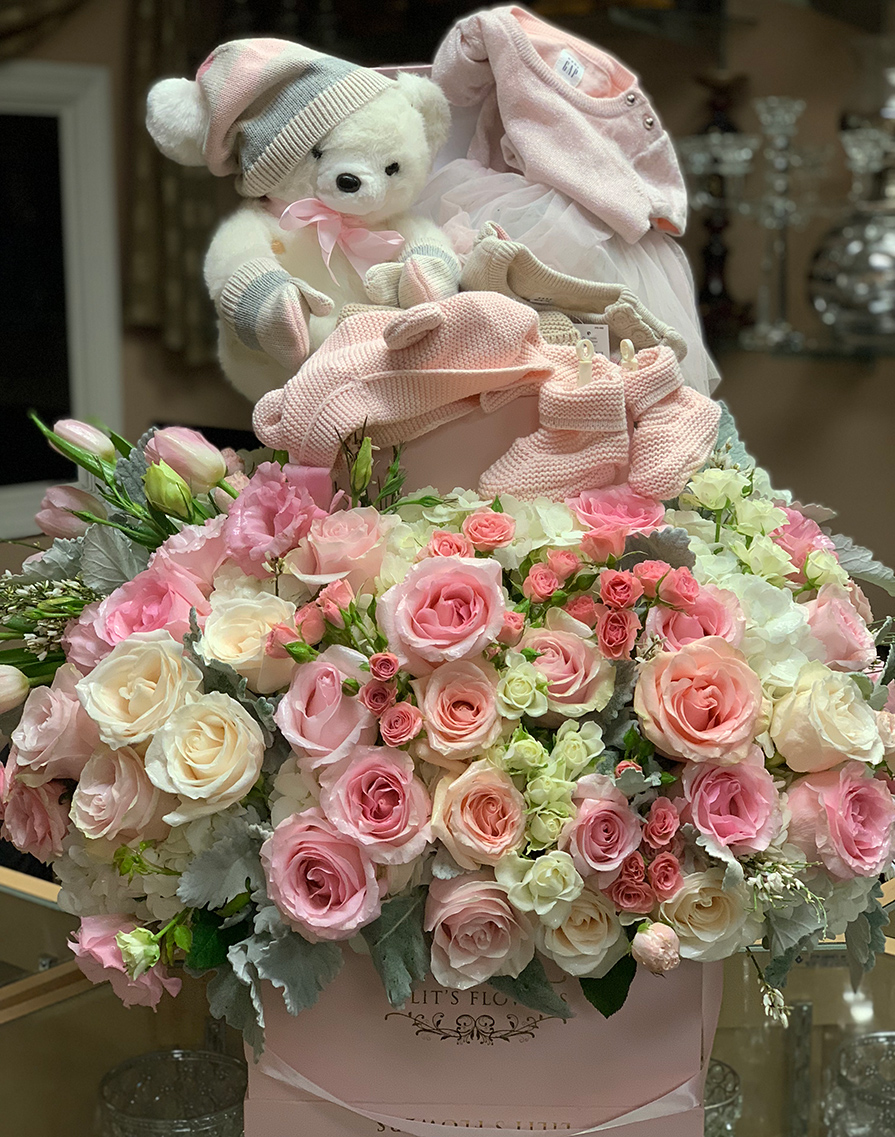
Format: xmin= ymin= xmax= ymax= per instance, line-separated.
xmin=632 ymin=922 xmax=681 ymax=974
xmin=0 ymin=666 xmax=29 ymax=714
xmin=52 ymin=419 xmax=115 ymax=462
xmin=144 ymin=427 xmax=228 ymax=495
xmin=523 ymin=564 xmax=560 ymax=602
xmin=36 ymin=485 xmax=107 ymax=538
xmin=498 ymin=610 xmax=526 ymax=646
xmin=369 ymin=652 xmax=400 ymax=681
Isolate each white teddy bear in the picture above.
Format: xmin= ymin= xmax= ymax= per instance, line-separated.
xmin=146 ymin=38 xmax=460 ymax=403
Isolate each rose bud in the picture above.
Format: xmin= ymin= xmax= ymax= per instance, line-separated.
xmin=0 ymin=666 xmax=29 ymax=714
xmin=632 ymin=921 xmax=681 ymax=974
xmin=143 ymin=461 xmax=194 ymax=521
xmin=145 ymin=427 xmax=227 ymax=495
xmin=52 ymin=419 xmax=116 ymax=462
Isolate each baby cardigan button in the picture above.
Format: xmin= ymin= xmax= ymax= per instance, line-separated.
xmin=625 ymin=92 xmax=637 ymax=105
xmin=643 ymin=114 xmax=655 ymax=129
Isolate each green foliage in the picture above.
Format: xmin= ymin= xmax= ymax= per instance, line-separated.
xmin=488 ymin=956 xmax=573 ymax=1020
xmin=361 ymin=888 xmax=430 ymax=1008
xmin=187 ymin=908 xmax=250 ymax=971
xmin=579 ymin=954 xmax=637 ymax=1018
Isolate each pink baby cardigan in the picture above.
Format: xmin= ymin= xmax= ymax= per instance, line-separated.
xmin=432 ymin=5 xmax=687 ymax=244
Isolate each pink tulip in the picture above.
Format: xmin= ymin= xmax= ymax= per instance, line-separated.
xmin=52 ymin=419 xmax=115 ymax=462
xmin=144 ymin=427 xmax=227 ymax=495
xmin=36 ymin=485 xmax=107 ymax=538
xmin=0 ymin=666 xmax=29 ymax=714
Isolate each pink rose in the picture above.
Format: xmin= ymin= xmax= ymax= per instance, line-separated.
xmin=615 ymin=759 xmax=642 ymax=777
xmin=771 ymin=507 xmax=838 ymax=581
xmin=319 ymin=746 xmax=431 ymax=865
xmin=359 ymin=679 xmax=398 ymax=716
xmin=648 ymin=852 xmax=684 ymax=900
xmin=847 ymin=580 xmax=874 ymax=625
xmin=498 ymin=611 xmax=525 ymax=646
xmin=71 ymin=746 xmax=172 ymax=844
xmin=369 ymin=652 xmax=400 ymax=681
xmin=634 ymin=637 xmax=762 ymax=763
xmin=1 ymin=773 xmax=69 ymax=861
xmin=426 ymin=529 xmax=475 ymax=559
xmin=70 ymin=916 xmax=181 ymax=1008
xmin=462 ymin=510 xmax=516 ymax=551
xmin=274 ymin=650 xmax=377 ymax=769
xmin=632 ymin=560 xmax=672 ymax=599
xmin=148 ymin=515 xmax=228 ymax=595
xmin=520 ymin=625 xmax=614 ymax=720
xmin=560 ymin=774 xmax=642 ymax=883
xmin=523 ymin=564 xmax=560 ymax=602
xmin=260 ymin=808 xmax=384 ymax=940
xmin=656 ymin=566 xmax=699 ymax=610
xmin=803 ymin=585 xmax=877 ymax=673
xmin=681 ymin=750 xmax=782 ymax=855
xmin=424 ymin=873 xmax=536 ymax=989
xmin=377 ymin=557 xmax=506 ymax=674
xmin=599 ymin=570 xmax=643 ymax=610
xmin=413 ymin=661 xmax=501 ymax=764
xmin=316 ymin=579 xmax=355 ymax=628
xmin=788 ymin=761 xmax=895 ymax=880
xmin=379 ymin=701 xmax=423 ymax=747
xmin=605 ymin=876 xmax=655 ymax=914
xmin=430 ymin=760 xmax=526 ymax=869
xmin=564 ymin=595 xmax=598 ymax=629
xmin=644 ymin=585 xmax=745 ymax=651
xmin=96 ymin=565 xmax=211 ymax=647
xmin=223 ymin=462 xmax=327 ymax=577
xmin=595 ymin=606 xmax=640 ymax=660
xmin=36 ymin=484 xmax=107 ymax=538
xmin=581 ymin=525 xmax=627 ymax=563
xmin=306 ymin=507 xmax=391 ymax=593
xmin=643 ymin=797 xmax=680 ymax=848
xmin=547 ymin=549 xmax=581 ymax=584
xmin=619 ymin=851 xmax=646 ymax=882
xmin=11 ymin=664 xmax=99 ymax=785
xmin=295 ymin=603 xmax=326 ymax=645
xmin=62 ymin=601 xmax=112 ymax=674
xmin=632 ymin=922 xmax=681 ymax=974
xmin=567 ymin=484 xmax=666 ymax=535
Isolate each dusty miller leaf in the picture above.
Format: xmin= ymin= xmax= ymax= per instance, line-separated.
xmin=249 ymin=930 xmax=342 ymax=1017
xmin=489 ymin=955 xmax=573 ymax=1020
xmin=206 ymin=954 xmax=265 ymax=1058
xmin=845 ymin=884 xmax=887 ymax=991
xmin=361 ymin=888 xmax=429 ymax=1008
xmin=766 ymin=902 xmax=825 ymax=961
xmin=177 ymin=822 xmax=265 ymax=909
xmin=114 ymin=430 xmax=155 ymax=506
xmin=595 ymin=660 xmax=637 ymax=736
xmin=830 ymin=533 xmax=895 ymax=598
xmin=879 ymin=644 xmax=895 ymax=690
xmin=763 ymin=932 xmax=818 ymax=991
xmin=80 ymin=525 xmax=150 ymax=595
xmin=624 ymin=528 xmax=695 ymax=571
xmin=713 ymin=400 xmax=755 ymax=470
xmin=15 ymin=538 xmax=83 ymax=583
xmin=789 ymin=500 xmax=837 ymax=524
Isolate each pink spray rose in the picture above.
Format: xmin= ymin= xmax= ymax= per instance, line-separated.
xmin=634 ymin=637 xmax=762 ymax=763
xmin=547 ymin=549 xmax=581 ymax=584
xmin=648 ymin=852 xmax=685 ymax=900
xmin=632 ymin=560 xmax=672 ymax=599
xmin=803 ymin=584 xmax=877 ymax=673
xmin=1 ymin=774 xmax=69 ymax=861
xmin=62 ymin=601 xmax=112 ymax=674
xmin=644 ymin=584 xmax=745 ymax=651
xmin=498 ymin=611 xmax=526 ymax=646
xmin=71 ymin=745 xmax=172 ymax=844
xmin=599 ymin=570 xmax=644 ymax=609
xmin=11 ymin=664 xmax=99 ymax=785
xmin=605 ymin=875 xmax=656 ymax=914
xmin=523 ymin=564 xmax=560 ymax=602
xmin=632 ymin=922 xmax=681 ymax=974
xmin=560 ymin=774 xmax=642 ymax=884
xmin=147 ymin=515 xmax=228 ymax=595
xmin=564 ymin=595 xmax=598 ymax=629
xmin=580 ymin=525 xmax=627 ymax=563
xmin=36 ymin=484 xmax=107 ymax=538
xmin=788 ymin=762 xmax=895 ymax=880
xmin=96 ymin=565 xmax=211 ymax=647
xmin=595 ymin=606 xmax=641 ymax=661
xmin=770 ymin=507 xmax=838 ymax=581
xmin=643 ymin=798 xmax=681 ymax=849
xmin=260 ymin=808 xmax=384 ymax=941
xmin=681 ymin=750 xmax=782 ymax=856
xmin=291 ymin=604 xmax=325 ymax=646
xmin=656 ymin=566 xmax=700 ymax=610
xmin=315 ymin=579 xmax=354 ymax=629
xmin=520 ymin=624 xmax=615 ymax=719
xmin=369 ymin=652 xmax=400 ymax=681
xmin=379 ymin=701 xmax=423 ymax=748
xmin=567 ymin=484 xmax=666 ymax=535
xmin=306 ymin=507 xmax=392 ymax=593
xmin=430 ymin=760 xmax=526 ymax=869
xmin=413 ymin=661 xmax=501 ymax=764
xmin=70 ymin=916 xmax=181 ymax=1008
xmin=426 ymin=529 xmax=475 ymax=559
xmin=424 ymin=873 xmax=536 ymax=989
xmin=462 ymin=510 xmax=516 ymax=551
xmin=377 ymin=557 xmax=506 ymax=674
xmin=273 ymin=649 xmax=377 ymax=769
xmin=318 ymin=746 xmax=431 ymax=865
xmin=223 ymin=462 xmax=327 ymax=577
xmin=358 ymin=679 xmax=398 ymax=716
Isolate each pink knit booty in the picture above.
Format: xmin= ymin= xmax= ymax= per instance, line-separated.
xmin=623 ymin=345 xmax=721 ymax=500
xmin=479 ymin=350 xmax=628 ymax=500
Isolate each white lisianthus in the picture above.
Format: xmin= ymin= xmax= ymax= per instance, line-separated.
xmin=115 ymin=927 xmax=160 ymax=979
xmin=496 ymin=656 xmax=549 ymax=720
xmin=804 ymin=549 xmax=849 ymax=588
xmin=551 ymin=720 xmax=605 ymax=778
xmin=664 ymin=508 xmax=721 ymax=545
xmin=731 ymin=535 xmax=796 ymax=586
xmin=734 ymin=498 xmax=788 ymax=538
xmin=496 ymin=850 xmax=584 ymax=928
xmin=201 ymin=591 xmax=296 ymax=694
xmin=686 ymin=469 xmax=750 ymax=511
xmin=536 ymin=888 xmax=628 ymax=977
xmin=145 ymin=692 xmax=265 ymax=825
xmin=270 ymin=756 xmax=318 ymax=828
xmin=660 ymin=869 xmax=763 ymax=962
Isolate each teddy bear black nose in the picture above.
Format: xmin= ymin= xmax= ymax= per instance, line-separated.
xmin=336 ymin=173 xmax=362 ymax=193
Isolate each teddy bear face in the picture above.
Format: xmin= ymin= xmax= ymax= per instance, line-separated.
xmin=265 ymin=85 xmax=439 ymax=224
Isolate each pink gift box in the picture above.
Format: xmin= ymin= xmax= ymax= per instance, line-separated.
xmin=246 ymin=954 xmax=722 ymax=1137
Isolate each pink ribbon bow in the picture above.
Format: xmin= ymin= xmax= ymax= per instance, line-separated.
xmin=272 ymin=197 xmax=405 ymax=282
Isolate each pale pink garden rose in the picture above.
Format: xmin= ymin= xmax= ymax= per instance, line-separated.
xmin=71 ymin=745 xmax=172 ymax=844
xmin=520 ymin=623 xmax=615 ymax=720
xmin=96 ymin=565 xmax=211 ymax=647
xmin=461 ymin=510 xmax=516 ymax=551
xmin=559 ymin=774 xmax=642 ymax=884
xmin=634 ymin=637 xmax=763 ymax=764
xmin=377 ymin=557 xmax=507 ymax=675
xmin=643 ymin=797 xmax=680 ymax=849
xmin=424 ymin=873 xmax=536 ymax=989
xmin=803 ymin=584 xmax=877 ymax=673
xmin=62 ymin=601 xmax=112 ymax=674
xmin=595 ymin=606 xmax=640 ymax=660
xmin=644 ymin=584 xmax=745 ymax=651
xmin=201 ymin=592 xmax=297 ymax=694
xmin=260 ymin=808 xmax=384 ymax=941
xmin=681 ymin=749 xmax=782 ymax=856
xmin=36 ymin=485 xmax=107 ymax=538
xmin=379 ymin=701 xmax=423 ymax=747
xmin=787 ymin=761 xmax=895 ymax=880
xmin=425 ymin=529 xmax=475 ymax=559
xmin=70 ymin=916 xmax=181 ymax=1008
xmin=566 ymin=484 xmax=666 ymax=535
xmin=147 ymin=514 xmax=228 ymax=595
xmin=770 ymin=507 xmax=838 ymax=582
xmin=430 ymin=760 xmax=526 ymax=869
xmin=1 ymin=774 xmax=69 ymax=861
xmin=12 ymin=664 xmax=99 ymax=786
xmin=648 ymin=852 xmax=684 ymax=900
xmin=632 ymin=922 xmax=681 ymax=974
xmin=274 ymin=650 xmax=377 ymax=769
xmin=145 ymin=427 xmax=227 ymax=495
xmin=222 ymin=462 xmax=327 ymax=577
xmin=536 ymin=887 xmax=627 ymax=978
xmin=412 ymin=661 xmax=501 ymax=765
xmin=306 ymin=507 xmax=393 ymax=593
xmin=318 ymin=746 xmax=431 ymax=865
xmin=522 ymin=563 xmax=560 ymax=602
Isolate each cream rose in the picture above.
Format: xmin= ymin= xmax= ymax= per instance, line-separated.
xmin=144 ymin=692 xmax=265 ymax=825
xmin=76 ymin=631 xmax=203 ymax=747
xmin=536 ymin=888 xmax=627 ymax=978
xmin=71 ymin=745 xmax=173 ymax=844
xmin=659 ymin=869 xmax=762 ymax=962
xmin=201 ymin=592 xmax=297 ymax=694
xmin=770 ymin=661 xmax=884 ymax=773
xmin=495 ymin=850 xmax=583 ymax=928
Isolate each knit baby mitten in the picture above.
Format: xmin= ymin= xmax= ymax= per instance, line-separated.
xmin=365 ymin=243 xmax=462 ymax=309
xmin=622 ymin=346 xmax=721 ymax=501
xmin=217 ymin=257 xmax=334 ymax=372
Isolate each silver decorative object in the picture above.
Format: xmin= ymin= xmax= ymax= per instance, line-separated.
xmin=704 ymin=1059 xmax=742 ymax=1136
xmin=823 ymin=1033 xmax=895 ymax=1137
xmin=98 ymin=1050 xmax=246 ymax=1137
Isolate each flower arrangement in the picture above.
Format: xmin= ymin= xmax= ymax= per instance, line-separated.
xmin=1 ymin=411 xmax=894 ymax=1047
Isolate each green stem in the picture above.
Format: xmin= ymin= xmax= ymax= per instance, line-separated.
xmin=214 ymin=478 xmax=239 ymax=500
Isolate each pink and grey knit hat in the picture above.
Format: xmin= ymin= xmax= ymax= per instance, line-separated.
xmin=146 ymin=38 xmax=394 ymax=197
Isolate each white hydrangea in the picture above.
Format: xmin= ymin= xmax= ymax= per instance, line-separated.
xmin=396 ymin=487 xmax=488 ymax=527
xmin=270 ymin=756 xmax=318 ymax=828
xmin=378 ymin=519 xmax=423 ymax=589
xmin=139 ymin=812 xmax=234 ymax=922
xmin=491 ymin=496 xmax=583 ymax=570
xmin=55 ymin=830 xmax=147 ymax=919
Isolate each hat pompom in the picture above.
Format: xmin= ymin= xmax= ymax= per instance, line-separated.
xmin=146 ymin=77 xmax=208 ymax=167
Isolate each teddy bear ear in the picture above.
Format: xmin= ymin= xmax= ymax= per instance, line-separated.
xmin=383 ymin=303 xmax=445 ymax=350
xmin=145 ymin=77 xmax=208 ymax=166
xmin=394 ymin=72 xmax=452 ymax=157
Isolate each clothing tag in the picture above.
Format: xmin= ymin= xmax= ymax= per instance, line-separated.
xmin=555 ymin=49 xmax=585 ymax=88
xmin=573 ymin=324 xmax=611 ymax=357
